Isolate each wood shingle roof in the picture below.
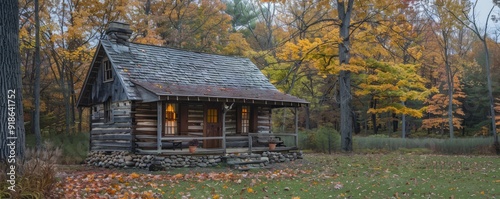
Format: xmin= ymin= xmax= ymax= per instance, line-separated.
xmin=78 ymin=39 xmax=307 ymax=106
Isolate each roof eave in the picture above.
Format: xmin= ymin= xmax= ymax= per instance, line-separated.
xmin=76 ymin=41 xmax=103 ymax=107
xmin=157 ymin=93 xmax=307 ymax=107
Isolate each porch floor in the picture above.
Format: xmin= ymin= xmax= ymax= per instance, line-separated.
xmin=135 ymin=146 xmax=298 ymax=155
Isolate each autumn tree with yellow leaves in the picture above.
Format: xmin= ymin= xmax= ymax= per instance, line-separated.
xmin=355 ymin=60 xmax=436 ymax=138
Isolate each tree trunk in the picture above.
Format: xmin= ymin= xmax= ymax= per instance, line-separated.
xmin=1 ymin=0 xmax=26 ymax=161
xmin=481 ymin=39 xmax=498 ymax=144
xmin=305 ymin=105 xmax=310 ymax=130
xmin=78 ymin=107 xmax=83 ymax=133
xmin=337 ymin=0 xmax=354 ymax=152
xmin=402 ymin=102 xmax=406 ymax=138
xmin=353 ymin=111 xmax=360 ymax=134
xmin=68 ymin=68 xmax=76 ymax=133
xmin=392 ymin=113 xmax=398 ymax=132
xmin=61 ymin=62 xmax=71 ymax=134
xmin=445 ymin=54 xmax=454 ymax=138
xmin=339 ymin=70 xmax=352 ymax=151
xmin=371 ymin=97 xmax=378 ymax=134
xmin=442 ymin=32 xmax=455 ymax=138
xmin=33 ymin=0 xmax=42 ymax=149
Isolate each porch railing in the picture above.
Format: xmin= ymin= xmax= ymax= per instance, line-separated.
xmin=134 ymin=133 xmax=298 ymax=154
xmin=246 ymin=133 xmax=298 ymax=152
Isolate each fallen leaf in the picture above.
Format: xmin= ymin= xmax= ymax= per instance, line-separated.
xmin=247 ymin=187 xmax=254 ymax=193
xmin=129 ymin=172 xmax=140 ymax=179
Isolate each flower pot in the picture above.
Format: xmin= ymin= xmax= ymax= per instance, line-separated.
xmin=268 ymin=143 xmax=276 ymax=150
xmin=189 ymin=146 xmax=197 ymax=153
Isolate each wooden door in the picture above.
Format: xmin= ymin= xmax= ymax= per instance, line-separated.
xmin=204 ymin=104 xmax=221 ymax=148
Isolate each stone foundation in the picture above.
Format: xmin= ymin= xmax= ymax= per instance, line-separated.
xmin=85 ymin=151 xmax=222 ymax=169
xmin=85 ymin=151 xmax=303 ymax=170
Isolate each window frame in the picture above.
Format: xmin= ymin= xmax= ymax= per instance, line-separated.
xmin=103 ymin=59 xmax=113 ymax=82
xmin=164 ymin=103 xmax=178 ymax=135
xmin=104 ymin=99 xmax=113 ymax=123
xmin=240 ymin=105 xmax=250 ymax=134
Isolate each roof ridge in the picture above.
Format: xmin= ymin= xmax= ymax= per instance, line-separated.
xmin=118 ymin=40 xmax=250 ymax=60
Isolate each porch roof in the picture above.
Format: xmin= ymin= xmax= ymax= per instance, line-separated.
xmin=133 ymin=80 xmax=308 ymax=105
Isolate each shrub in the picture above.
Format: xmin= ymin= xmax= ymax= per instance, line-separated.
xmin=26 ymin=132 xmax=89 ymax=164
xmin=299 ymin=126 xmax=340 ymax=153
xmin=0 ymin=142 xmax=61 ymax=198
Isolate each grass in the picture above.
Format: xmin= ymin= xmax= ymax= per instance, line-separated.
xmin=52 ymin=153 xmax=500 ymax=198
xmin=151 ymin=154 xmax=499 ymax=198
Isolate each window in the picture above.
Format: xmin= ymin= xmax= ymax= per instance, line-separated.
xmin=207 ymin=109 xmax=218 ymax=123
xmin=165 ymin=103 xmax=178 ymax=135
xmin=104 ymin=99 xmax=112 ymax=123
xmin=103 ymin=60 xmax=113 ymax=82
xmin=241 ymin=106 xmax=250 ymax=133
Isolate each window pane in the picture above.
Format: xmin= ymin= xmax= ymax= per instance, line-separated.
xmin=207 ymin=109 xmax=217 ymax=123
xmin=165 ymin=103 xmax=178 ymax=135
xmin=104 ymin=60 xmax=113 ymax=81
xmin=241 ymin=106 xmax=249 ymax=133
xmin=104 ymin=99 xmax=112 ymax=123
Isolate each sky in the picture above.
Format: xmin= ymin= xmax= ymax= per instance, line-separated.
xmin=474 ymin=0 xmax=499 ymax=37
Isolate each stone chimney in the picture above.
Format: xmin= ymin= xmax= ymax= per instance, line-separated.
xmin=105 ymin=21 xmax=132 ymax=44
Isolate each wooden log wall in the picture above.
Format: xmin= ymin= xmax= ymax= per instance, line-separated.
xmin=187 ymin=104 xmax=204 ymax=135
xmin=257 ymin=106 xmax=272 ymax=134
xmin=90 ymin=100 xmax=132 ymax=151
xmin=133 ymin=102 xmax=158 ymax=150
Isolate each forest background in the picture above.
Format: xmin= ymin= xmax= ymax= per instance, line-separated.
xmin=16 ymin=0 xmax=500 ymax=147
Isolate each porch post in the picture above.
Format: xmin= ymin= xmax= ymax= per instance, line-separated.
xmin=88 ymin=107 xmax=92 ymax=152
xmin=157 ymin=101 xmax=163 ymax=154
xmin=222 ymin=108 xmax=227 ymax=154
xmin=294 ymin=107 xmax=299 ymax=148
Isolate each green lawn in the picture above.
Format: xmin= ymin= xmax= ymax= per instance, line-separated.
xmin=54 ymin=153 xmax=500 ymax=198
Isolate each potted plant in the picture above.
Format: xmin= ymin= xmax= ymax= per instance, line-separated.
xmin=268 ymin=138 xmax=277 ymax=150
xmin=188 ymin=139 xmax=199 ymax=153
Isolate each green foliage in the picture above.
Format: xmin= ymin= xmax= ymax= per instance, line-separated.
xmin=26 ymin=132 xmax=89 ymax=164
xmin=223 ymin=0 xmax=259 ymax=31
xmin=299 ymin=126 xmax=340 ymax=152
xmin=0 ymin=142 xmax=61 ymax=198
xmin=354 ymin=137 xmax=495 ymax=155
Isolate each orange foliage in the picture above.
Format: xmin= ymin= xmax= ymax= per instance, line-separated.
xmin=422 ymin=75 xmax=466 ymax=131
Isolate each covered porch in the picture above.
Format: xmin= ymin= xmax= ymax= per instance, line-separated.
xmin=132 ymin=99 xmax=301 ymax=155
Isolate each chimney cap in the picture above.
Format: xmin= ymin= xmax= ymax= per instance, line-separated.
xmin=106 ymin=21 xmax=132 ymax=35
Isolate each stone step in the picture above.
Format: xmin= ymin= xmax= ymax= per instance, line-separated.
xmin=222 ymin=154 xmax=261 ymax=160
xmin=226 ymin=159 xmax=268 ymax=165
xmin=236 ymin=165 xmax=273 ymax=171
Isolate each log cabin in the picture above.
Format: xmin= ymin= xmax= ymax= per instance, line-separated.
xmin=77 ymin=22 xmax=308 ymax=155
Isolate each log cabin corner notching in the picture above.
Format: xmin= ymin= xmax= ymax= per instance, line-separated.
xmin=77 ymin=22 xmax=308 ymax=155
